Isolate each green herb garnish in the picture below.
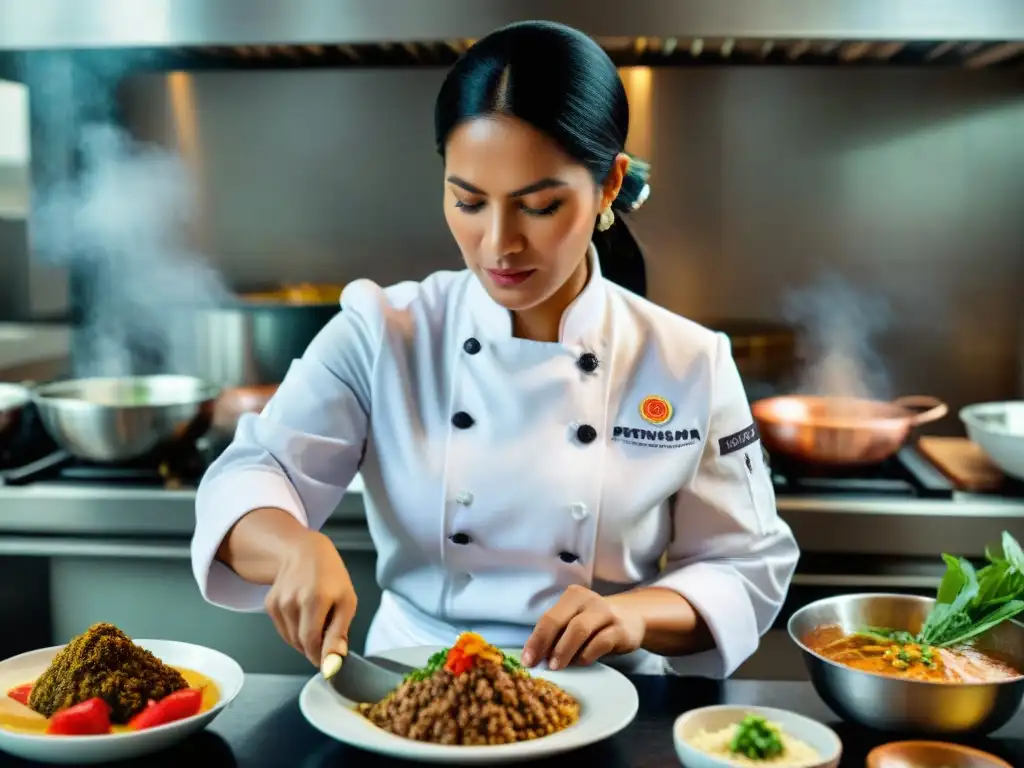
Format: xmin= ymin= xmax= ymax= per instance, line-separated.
xmin=861 ymin=531 xmax=1024 ymax=649
xmin=502 ymin=653 xmax=525 ymax=674
xmin=404 ymin=648 xmax=450 ymax=683
xmin=729 ymin=715 xmax=784 ymax=760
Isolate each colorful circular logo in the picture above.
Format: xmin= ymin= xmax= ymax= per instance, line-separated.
xmin=639 ymin=395 xmax=673 ymax=425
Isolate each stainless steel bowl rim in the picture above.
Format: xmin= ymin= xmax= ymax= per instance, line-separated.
xmin=31 ymin=375 xmax=221 ymax=409
xmin=787 ymin=592 xmax=1024 ymax=689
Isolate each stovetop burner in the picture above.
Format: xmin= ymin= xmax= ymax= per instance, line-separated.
xmin=0 ymin=407 xmax=58 ymax=472
xmin=0 ymin=441 xmax=211 ymax=488
xmin=769 ymin=445 xmax=956 ymax=499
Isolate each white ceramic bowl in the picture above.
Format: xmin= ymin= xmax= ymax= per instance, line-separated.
xmin=960 ymin=401 xmax=1024 ymax=482
xmin=673 ymin=705 xmax=842 ymax=768
xmin=0 ymin=639 xmax=244 ymax=765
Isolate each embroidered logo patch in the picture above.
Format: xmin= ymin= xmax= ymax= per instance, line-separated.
xmin=612 ymin=425 xmax=700 ymax=449
xmin=719 ymin=422 xmax=760 ymax=456
xmin=639 ymin=395 xmax=673 ymax=426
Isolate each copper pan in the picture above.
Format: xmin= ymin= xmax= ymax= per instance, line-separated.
xmin=211 ymin=384 xmax=279 ymax=439
xmin=752 ymin=395 xmax=948 ymax=466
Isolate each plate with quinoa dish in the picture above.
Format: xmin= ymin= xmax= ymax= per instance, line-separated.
xmin=299 ymin=631 xmax=639 ymax=763
xmin=0 ymin=622 xmax=244 ymax=765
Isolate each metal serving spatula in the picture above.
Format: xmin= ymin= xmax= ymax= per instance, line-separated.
xmin=321 ymin=651 xmax=416 ymax=703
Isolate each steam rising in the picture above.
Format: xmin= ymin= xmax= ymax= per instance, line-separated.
xmin=783 ymin=272 xmax=892 ymax=401
xmin=25 ymin=54 xmax=228 ymax=378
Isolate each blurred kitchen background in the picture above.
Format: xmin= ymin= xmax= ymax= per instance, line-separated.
xmin=0 ymin=2 xmax=1022 ymax=679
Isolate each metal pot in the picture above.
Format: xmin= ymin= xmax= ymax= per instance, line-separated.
xmin=704 ymin=319 xmax=797 ymax=401
xmin=31 ymin=374 xmax=219 ymax=462
xmin=789 ymin=593 xmax=1024 ymax=735
xmin=187 ymin=284 xmax=343 ymax=389
xmin=752 ymin=394 xmax=948 ymax=466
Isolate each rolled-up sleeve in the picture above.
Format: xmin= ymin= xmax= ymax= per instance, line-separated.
xmin=191 ymin=280 xmax=383 ymax=611
xmin=653 ymin=333 xmax=799 ymax=678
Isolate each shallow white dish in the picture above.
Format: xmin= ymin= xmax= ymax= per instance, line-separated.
xmin=960 ymin=401 xmax=1024 ymax=481
xmin=299 ymin=645 xmax=638 ymax=764
xmin=673 ymin=705 xmax=842 ymax=768
xmin=0 ymin=639 xmax=244 ymax=765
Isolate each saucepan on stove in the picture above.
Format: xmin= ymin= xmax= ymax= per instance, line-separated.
xmin=184 ymin=282 xmax=340 ymax=442
xmin=752 ymin=394 xmax=948 ymax=466
xmin=28 ymin=375 xmax=219 ymax=466
xmin=189 ymin=283 xmax=343 ymax=390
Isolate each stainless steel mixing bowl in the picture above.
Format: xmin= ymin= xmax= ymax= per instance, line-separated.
xmin=0 ymin=382 xmax=30 ymax=445
xmin=788 ymin=593 xmax=1024 ymax=736
xmin=31 ymin=375 xmax=219 ymax=462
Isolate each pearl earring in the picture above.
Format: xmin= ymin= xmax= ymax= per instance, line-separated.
xmin=596 ymin=208 xmax=615 ymax=232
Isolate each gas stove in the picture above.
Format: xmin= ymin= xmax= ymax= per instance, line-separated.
xmin=770 ymin=446 xmax=955 ymax=499
xmin=773 ymin=445 xmax=1024 ymax=501
xmin=1 ymin=407 xmax=1021 ymax=501
xmin=0 ymin=407 xmax=215 ymax=489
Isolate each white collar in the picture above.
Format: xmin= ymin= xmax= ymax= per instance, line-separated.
xmin=465 ymin=242 xmax=608 ymax=347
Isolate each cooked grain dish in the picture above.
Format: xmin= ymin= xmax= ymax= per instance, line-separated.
xmin=29 ymin=623 xmax=188 ymax=723
xmin=688 ymin=716 xmax=820 ymax=767
xmin=356 ymin=632 xmax=579 ymax=745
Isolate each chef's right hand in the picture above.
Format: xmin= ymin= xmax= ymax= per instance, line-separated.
xmin=264 ymin=530 xmax=358 ymax=668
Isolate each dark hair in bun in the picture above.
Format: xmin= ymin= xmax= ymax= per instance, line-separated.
xmin=435 ymin=20 xmax=650 ymax=297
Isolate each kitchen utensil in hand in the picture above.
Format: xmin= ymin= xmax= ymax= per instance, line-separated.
xmin=322 ymin=650 xmax=414 ymax=703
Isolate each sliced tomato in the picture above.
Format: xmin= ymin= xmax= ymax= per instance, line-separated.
xmin=46 ymin=697 xmax=112 ymax=735
xmin=6 ymin=684 xmax=32 ymax=706
xmin=129 ymin=688 xmax=203 ymax=730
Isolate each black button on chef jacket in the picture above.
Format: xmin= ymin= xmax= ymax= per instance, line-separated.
xmin=576 ymin=424 xmax=598 ymax=444
xmin=452 ymin=411 xmax=475 ymax=429
xmin=577 ymin=352 xmax=599 ymax=373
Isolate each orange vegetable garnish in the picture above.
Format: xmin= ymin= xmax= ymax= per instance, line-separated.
xmin=445 ymin=633 xmax=505 ymax=674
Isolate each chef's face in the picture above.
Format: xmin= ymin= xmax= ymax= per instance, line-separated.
xmin=443 ymin=116 xmax=620 ymax=312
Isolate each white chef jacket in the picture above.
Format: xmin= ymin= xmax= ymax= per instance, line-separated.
xmin=192 ymin=244 xmax=799 ymax=678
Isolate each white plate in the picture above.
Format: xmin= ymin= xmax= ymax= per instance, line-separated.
xmin=299 ymin=646 xmax=638 ymax=764
xmin=673 ymin=705 xmax=842 ymax=768
xmin=0 ymin=639 xmax=245 ymax=765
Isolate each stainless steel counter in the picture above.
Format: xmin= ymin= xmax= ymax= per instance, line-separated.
xmin=0 ymin=479 xmax=1020 ymax=677
xmin=0 ymin=481 xmax=1020 ymax=560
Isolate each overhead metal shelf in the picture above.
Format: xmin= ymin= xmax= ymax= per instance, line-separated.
xmin=1 ymin=0 xmax=1023 ymax=52
xmin=137 ymin=38 xmax=1024 ymax=71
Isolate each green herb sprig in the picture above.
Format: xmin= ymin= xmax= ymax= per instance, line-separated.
xmin=404 ymin=648 xmax=449 ymax=683
xmin=729 ymin=715 xmax=784 ymax=760
xmin=502 ymin=652 xmax=525 ymax=674
xmin=918 ymin=531 xmax=1024 ymax=648
xmin=863 ymin=531 xmax=1024 ymax=649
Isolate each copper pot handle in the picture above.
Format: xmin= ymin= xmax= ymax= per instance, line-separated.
xmin=891 ymin=395 xmax=949 ymax=426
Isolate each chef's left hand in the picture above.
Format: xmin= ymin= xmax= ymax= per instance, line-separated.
xmin=522 ymin=585 xmax=646 ymax=670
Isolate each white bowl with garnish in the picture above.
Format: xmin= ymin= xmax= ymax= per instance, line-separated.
xmin=673 ymin=705 xmax=842 ymax=768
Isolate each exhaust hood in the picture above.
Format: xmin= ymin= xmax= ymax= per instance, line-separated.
xmin=1 ymin=0 xmax=1023 ymax=69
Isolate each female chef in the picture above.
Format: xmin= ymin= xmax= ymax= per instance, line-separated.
xmin=191 ymin=20 xmax=799 ymax=678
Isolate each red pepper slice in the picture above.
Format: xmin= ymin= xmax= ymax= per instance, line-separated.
xmin=445 ymin=648 xmax=474 ymax=676
xmin=46 ymin=697 xmax=112 ymax=735
xmin=6 ymin=684 xmax=32 ymax=706
xmin=129 ymin=688 xmax=203 ymax=730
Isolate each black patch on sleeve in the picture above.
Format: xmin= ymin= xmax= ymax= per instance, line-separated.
xmin=718 ymin=422 xmax=760 ymax=456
